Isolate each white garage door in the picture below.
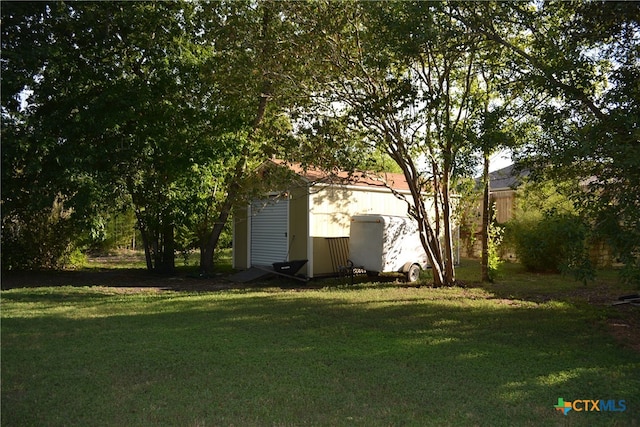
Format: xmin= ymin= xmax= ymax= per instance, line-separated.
xmin=250 ymin=197 xmax=289 ymax=266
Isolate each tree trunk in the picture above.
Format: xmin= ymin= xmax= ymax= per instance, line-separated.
xmin=134 ymin=208 xmax=153 ymax=271
xmin=160 ymin=221 xmax=175 ymax=274
xmin=417 ymin=197 xmax=446 ymax=287
xmin=392 ymin=150 xmax=447 ymax=287
xmin=431 ymin=159 xmax=441 ymax=240
xmin=140 ymin=227 xmax=153 ymax=271
xmin=201 ymin=156 xmax=246 ymax=274
xmin=441 ymin=168 xmax=456 ymax=285
xmin=200 ymin=2 xmax=274 ymax=275
xmin=481 ymin=151 xmax=491 ymax=282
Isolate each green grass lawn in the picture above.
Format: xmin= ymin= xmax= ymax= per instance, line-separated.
xmin=85 ymin=248 xmax=234 ymax=275
xmin=2 ymin=261 xmax=639 ymax=426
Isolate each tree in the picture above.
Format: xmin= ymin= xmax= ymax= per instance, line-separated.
xmin=2 ymin=1 xmax=331 ymax=273
xmin=468 ymin=66 xmax=531 ymax=282
xmin=305 ymin=2 xmax=494 ymax=286
xmin=1 ymin=2 xmax=233 ymax=272
xmin=1 ymin=2 xmax=107 ymax=269
xmin=454 ymin=2 xmax=640 ymax=284
xmin=198 ymin=0 xmax=338 ymax=274
xmin=197 ymin=1 xmax=276 ymax=274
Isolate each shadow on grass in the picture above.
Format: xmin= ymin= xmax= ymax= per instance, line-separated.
xmin=0 ymin=267 xmax=238 ymax=292
xmin=0 ymin=288 xmax=116 ymax=304
xmin=2 ymin=257 xmax=637 ymax=308
xmin=2 ymin=287 xmax=639 ymax=426
xmin=452 ymin=258 xmax=638 ymax=305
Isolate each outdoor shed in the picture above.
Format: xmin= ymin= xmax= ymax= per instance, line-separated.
xmin=233 ymin=159 xmax=457 ymax=278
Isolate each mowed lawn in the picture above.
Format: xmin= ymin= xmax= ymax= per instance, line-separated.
xmin=2 ymin=261 xmax=639 ymax=426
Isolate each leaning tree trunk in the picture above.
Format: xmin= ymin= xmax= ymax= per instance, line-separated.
xmin=160 ymin=221 xmax=175 ymax=274
xmin=389 ymin=144 xmax=447 ymax=287
xmin=201 ymin=156 xmax=247 ymax=274
xmin=417 ymin=196 xmax=447 ymax=287
xmin=200 ymin=2 xmax=274 ymax=275
xmin=140 ymin=227 xmax=153 ymax=271
xmin=132 ymin=204 xmax=153 ymax=271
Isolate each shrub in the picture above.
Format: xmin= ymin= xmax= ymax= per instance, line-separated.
xmin=1 ymin=206 xmax=81 ymax=271
xmin=505 ymin=210 xmax=594 ymax=283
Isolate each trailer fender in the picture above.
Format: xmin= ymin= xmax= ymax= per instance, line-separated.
xmin=400 ymin=262 xmax=415 ymax=273
xmin=401 ymin=262 xmax=421 ymax=283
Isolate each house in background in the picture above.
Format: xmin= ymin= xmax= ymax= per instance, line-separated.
xmin=461 ymin=164 xmax=529 ymax=259
xmin=232 ymin=159 xmax=459 ymax=278
xmin=467 ymin=165 xmax=613 ymax=266
xmin=486 ymin=164 xmax=529 ymax=224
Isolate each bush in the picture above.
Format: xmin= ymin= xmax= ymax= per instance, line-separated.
xmin=2 ymin=207 xmax=81 ymax=271
xmin=505 ymin=210 xmax=594 ymax=283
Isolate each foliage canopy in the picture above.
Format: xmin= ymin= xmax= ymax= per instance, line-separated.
xmin=2 ymin=1 xmax=638 ymax=284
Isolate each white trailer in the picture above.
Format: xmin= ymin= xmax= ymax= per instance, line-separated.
xmin=348 ymin=214 xmax=429 ymax=282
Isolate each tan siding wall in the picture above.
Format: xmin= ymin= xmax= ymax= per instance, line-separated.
xmin=309 ymin=185 xmax=410 ymax=237
xmin=309 ymin=185 xmax=415 ymax=276
xmin=312 ymin=237 xmax=335 ymax=276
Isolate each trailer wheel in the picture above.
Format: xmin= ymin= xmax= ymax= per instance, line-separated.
xmin=405 ymin=264 xmax=421 ymax=283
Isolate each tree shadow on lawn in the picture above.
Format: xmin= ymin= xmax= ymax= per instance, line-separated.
xmin=0 ymin=265 xmax=403 ymax=294
xmin=2 ymin=289 xmax=639 ymax=426
xmin=4 ymin=261 xmax=639 ymax=356
xmin=456 ymin=259 xmax=637 ymax=303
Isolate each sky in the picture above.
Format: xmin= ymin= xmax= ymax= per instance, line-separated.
xmin=489 ymin=149 xmax=513 ymax=172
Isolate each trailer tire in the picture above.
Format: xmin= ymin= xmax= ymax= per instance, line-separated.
xmin=405 ymin=264 xmax=421 ymax=283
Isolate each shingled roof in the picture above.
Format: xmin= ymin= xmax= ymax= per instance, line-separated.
xmin=488 ymin=164 xmax=530 ymax=191
xmin=267 ymin=159 xmax=411 ymax=192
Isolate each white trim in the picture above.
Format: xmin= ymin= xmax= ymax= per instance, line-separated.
xmin=306 ymin=188 xmax=313 ymax=278
xmin=286 ymin=195 xmax=290 ymax=261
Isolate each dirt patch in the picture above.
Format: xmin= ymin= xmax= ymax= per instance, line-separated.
xmin=607 ymin=304 xmax=640 ymax=354
xmin=0 ymin=269 xmax=241 ymax=292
